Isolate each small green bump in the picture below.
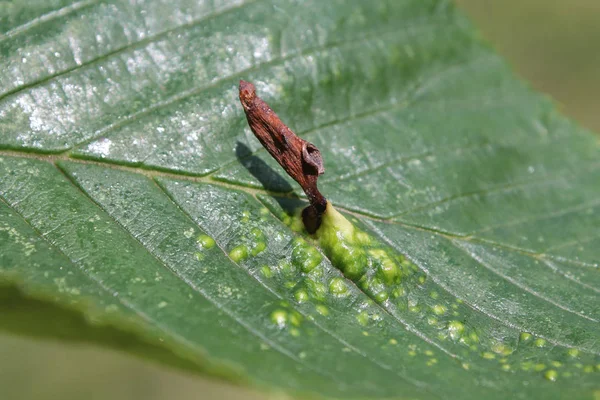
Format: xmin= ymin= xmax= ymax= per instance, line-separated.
xmin=290 ymin=328 xmax=300 ymax=337
xmin=271 ymin=309 xmax=288 ymax=328
xmin=418 ymin=275 xmax=426 ymax=284
xmin=292 ymin=244 xmax=322 ymax=273
xmin=544 ymin=370 xmax=558 ymax=382
xmin=251 ymin=241 xmax=267 ymax=256
xmin=260 ymin=207 xmax=269 ymax=215
xmin=362 ymin=331 xmax=369 ymax=336
xmin=374 ymin=290 xmax=389 ymax=303
xmin=427 ymin=317 xmax=438 ymax=326
xmin=261 ymin=265 xmax=274 ymax=278
xmin=389 ymin=338 xmax=398 ymax=345
xmin=229 ymin=245 xmax=249 ymax=262
xmin=284 ymin=281 xmax=296 ymax=289
xmin=408 ymin=304 xmax=421 ymax=313
xmin=567 ymin=348 xmax=580 ymax=358
xmin=378 ymin=259 xmax=401 ymax=284
xmin=426 ymin=358 xmax=438 ymax=367
xmin=424 ymin=350 xmax=434 ymax=356
xmin=305 ymin=279 xmax=327 ymax=301
xmin=241 ymin=210 xmax=251 ymax=223
xmin=194 ymin=252 xmax=205 ymax=261
xmin=534 ymin=363 xmax=546 ymax=372
xmin=501 ymin=364 xmax=511 ymax=371
xmin=492 ymin=343 xmax=513 ymax=356
xmin=430 ymin=291 xmax=439 ymax=299
xmin=392 ymin=287 xmax=405 ymax=298
xmin=462 ymin=363 xmax=470 ymax=370
xmin=356 ymin=311 xmax=369 ymax=326
xmin=520 ymin=332 xmax=532 ymax=342
xmin=447 ymin=321 xmax=465 ymax=341
xmin=289 ymin=311 xmax=303 ymax=327
xmin=550 ymin=361 xmax=562 ymax=368
xmin=338 ymin=248 xmax=367 ymax=280
xmin=316 ymin=304 xmax=329 ymax=316
xmin=583 ymin=365 xmax=594 ymax=373
xmin=408 ymin=350 xmax=417 ymax=357
xmin=279 ymin=260 xmax=296 ymax=276
xmin=431 ymin=304 xmax=447 ymax=316
xmin=294 ymin=289 xmax=309 ymax=303
xmin=370 ymin=249 xmax=401 ymax=284
xmin=197 ymin=234 xmax=215 ymax=249
xmin=249 ymin=227 xmax=265 ymax=241
xmin=469 ymin=332 xmax=479 ymax=343
xmin=329 ymin=277 xmax=348 ymax=296
xmin=309 ymin=266 xmax=324 ymax=278
xmin=534 ymin=338 xmax=547 ymax=348
xmin=482 ymin=352 xmax=496 ymax=360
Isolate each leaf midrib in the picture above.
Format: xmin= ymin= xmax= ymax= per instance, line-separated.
xmin=0 ymin=147 xmax=590 ymax=269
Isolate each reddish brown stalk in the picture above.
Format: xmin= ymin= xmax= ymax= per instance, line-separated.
xmin=238 ymin=80 xmax=326 ymax=233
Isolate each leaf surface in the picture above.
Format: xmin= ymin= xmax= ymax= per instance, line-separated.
xmin=0 ymin=1 xmax=599 ymax=399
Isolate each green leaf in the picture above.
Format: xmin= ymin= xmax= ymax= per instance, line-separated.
xmin=1 ymin=1 xmax=599 ymax=399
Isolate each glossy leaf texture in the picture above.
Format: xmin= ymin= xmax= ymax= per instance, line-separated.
xmin=1 ymin=1 xmax=599 ymax=399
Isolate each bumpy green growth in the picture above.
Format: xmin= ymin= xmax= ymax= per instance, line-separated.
xmin=447 ymin=320 xmax=465 ymax=341
xmin=292 ymin=238 xmax=323 ymax=272
xmin=315 ymin=203 xmax=369 ymax=280
xmin=197 ymin=234 xmax=215 ymax=249
xmin=270 ymin=309 xmax=288 ymax=328
xmin=251 ymin=241 xmax=267 ymax=256
xmin=544 ymin=370 xmax=558 ymax=382
xmin=260 ymin=265 xmax=274 ymax=278
xmin=229 ymin=244 xmax=249 ymax=262
xmin=520 ymin=332 xmax=532 ymax=342
xmin=313 ymin=202 xmax=416 ymax=305
xmin=294 ymin=289 xmax=309 ymax=303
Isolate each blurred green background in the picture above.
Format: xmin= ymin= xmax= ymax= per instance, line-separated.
xmin=456 ymin=0 xmax=600 ymax=133
xmin=2 ymin=1 xmax=599 ymax=399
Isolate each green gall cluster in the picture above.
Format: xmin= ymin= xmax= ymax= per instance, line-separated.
xmin=291 ymin=238 xmax=323 ymax=273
